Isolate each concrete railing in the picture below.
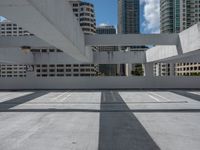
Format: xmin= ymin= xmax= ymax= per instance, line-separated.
xmin=0 ymin=76 xmax=199 ymax=90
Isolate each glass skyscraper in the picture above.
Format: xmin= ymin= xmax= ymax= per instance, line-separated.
xmin=118 ymin=0 xmax=140 ymax=34
xmin=161 ymin=0 xmax=200 ymax=33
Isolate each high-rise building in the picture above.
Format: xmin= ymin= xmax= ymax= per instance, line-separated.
xmin=161 ymin=0 xmax=200 ymax=33
xmin=70 ymin=0 xmax=96 ymax=35
xmin=180 ymin=0 xmax=200 ymax=31
xmin=118 ymin=0 xmax=140 ymax=34
xmin=160 ymin=0 xmax=180 ymax=33
xmin=176 ymin=63 xmax=200 ymax=76
xmin=160 ymin=0 xmax=200 ymax=76
xmin=97 ymin=25 xmax=116 ymax=34
xmin=154 ymin=63 xmax=170 ymax=76
xmin=0 ymin=20 xmax=34 ymax=36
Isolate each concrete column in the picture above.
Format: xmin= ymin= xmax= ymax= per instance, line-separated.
xmin=126 ymin=64 xmax=133 ymax=77
xmin=144 ymin=63 xmax=154 ymax=77
xmin=170 ymin=63 xmax=175 ymax=76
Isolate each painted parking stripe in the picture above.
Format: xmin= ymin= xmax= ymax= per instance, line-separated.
xmin=52 ymin=91 xmax=70 ymax=100
xmin=150 ymin=92 xmax=170 ymax=102
xmin=189 ymin=92 xmax=200 ymax=96
xmin=59 ymin=93 xmax=73 ymax=102
xmin=147 ymin=94 xmax=161 ymax=102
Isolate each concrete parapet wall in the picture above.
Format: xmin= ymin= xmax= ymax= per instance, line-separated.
xmin=179 ymin=23 xmax=200 ymax=54
xmin=93 ymin=51 xmax=146 ymax=64
xmin=85 ymin=34 xmax=179 ymax=46
xmin=0 ymin=48 xmax=33 ymax=64
xmin=0 ymin=77 xmax=199 ymax=90
xmin=146 ymin=46 xmax=178 ymax=62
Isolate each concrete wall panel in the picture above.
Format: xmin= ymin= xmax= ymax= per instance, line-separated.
xmin=146 ymin=46 xmax=178 ymax=62
xmin=179 ymin=23 xmax=200 ymax=54
xmin=0 ymin=48 xmax=33 ymax=64
xmin=0 ymin=77 xmax=199 ymax=90
xmin=93 ymin=51 xmax=146 ymax=64
xmin=85 ymin=34 xmax=179 ymax=46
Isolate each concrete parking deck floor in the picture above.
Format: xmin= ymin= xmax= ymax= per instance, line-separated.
xmin=0 ymin=90 xmax=200 ymax=150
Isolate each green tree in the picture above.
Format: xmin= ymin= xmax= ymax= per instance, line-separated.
xmin=131 ymin=64 xmax=144 ymax=76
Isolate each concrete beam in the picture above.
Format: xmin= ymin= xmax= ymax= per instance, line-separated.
xmin=179 ymin=23 xmax=200 ymax=54
xmin=0 ymin=48 xmax=146 ymax=64
xmin=158 ymin=50 xmax=200 ymax=63
xmin=0 ymin=47 xmax=84 ymax=64
xmin=0 ymin=48 xmax=33 ymax=64
xmin=33 ymin=51 xmax=146 ymax=64
xmin=0 ymin=0 xmax=91 ymax=62
xmin=146 ymin=46 xmax=178 ymax=62
xmin=93 ymin=51 xmax=146 ymax=64
xmin=0 ymin=76 xmax=200 ymax=89
xmin=85 ymin=34 xmax=179 ymax=46
xmin=32 ymin=52 xmax=88 ymax=64
xmin=0 ymin=36 xmax=51 ymax=48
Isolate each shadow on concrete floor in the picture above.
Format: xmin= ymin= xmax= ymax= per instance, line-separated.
xmin=0 ymin=91 xmax=49 ymax=110
xmin=172 ymin=91 xmax=200 ymax=102
xmin=98 ymin=91 xmax=160 ymax=150
xmin=0 ymin=109 xmax=200 ymax=113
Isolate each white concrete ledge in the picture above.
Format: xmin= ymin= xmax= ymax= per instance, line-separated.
xmin=93 ymin=51 xmax=146 ymax=64
xmin=0 ymin=48 xmax=33 ymax=64
xmin=0 ymin=77 xmax=199 ymax=89
xmin=146 ymin=46 xmax=178 ymax=62
xmin=0 ymin=50 xmax=146 ymax=64
xmin=179 ymin=23 xmax=200 ymax=54
xmin=0 ymin=36 xmax=51 ymax=48
xmin=85 ymin=34 xmax=179 ymax=46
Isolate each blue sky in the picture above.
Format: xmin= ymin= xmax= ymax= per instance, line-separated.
xmin=85 ymin=0 xmax=145 ymax=32
xmin=0 ymin=16 xmax=5 ymax=21
xmin=84 ymin=0 xmax=160 ymax=33
xmin=0 ymin=0 xmax=160 ymax=33
xmin=84 ymin=0 xmax=118 ymax=26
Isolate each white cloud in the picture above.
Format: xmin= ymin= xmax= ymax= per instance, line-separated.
xmin=140 ymin=0 xmax=146 ymax=5
xmin=0 ymin=16 xmax=6 ymax=22
xmin=142 ymin=0 xmax=160 ymax=33
xmin=99 ymin=23 xmax=109 ymax=27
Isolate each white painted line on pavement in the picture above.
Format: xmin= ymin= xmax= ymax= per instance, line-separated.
xmin=111 ymin=91 xmax=116 ymax=102
xmin=59 ymin=93 xmax=73 ymax=102
xmin=150 ymin=92 xmax=170 ymax=102
xmin=189 ymin=92 xmax=200 ymax=96
xmin=52 ymin=91 xmax=70 ymax=100
xmin=148 ymin=94 xmax=161 ymax=102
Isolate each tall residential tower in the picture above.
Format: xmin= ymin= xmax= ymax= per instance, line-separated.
xmin=161 ymin=0 xmax=200 ymax=33
xmin=118 ymin=0 xmax=140 ymax=34
xmin=70 ymin=0 xmax=96 ymax=35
